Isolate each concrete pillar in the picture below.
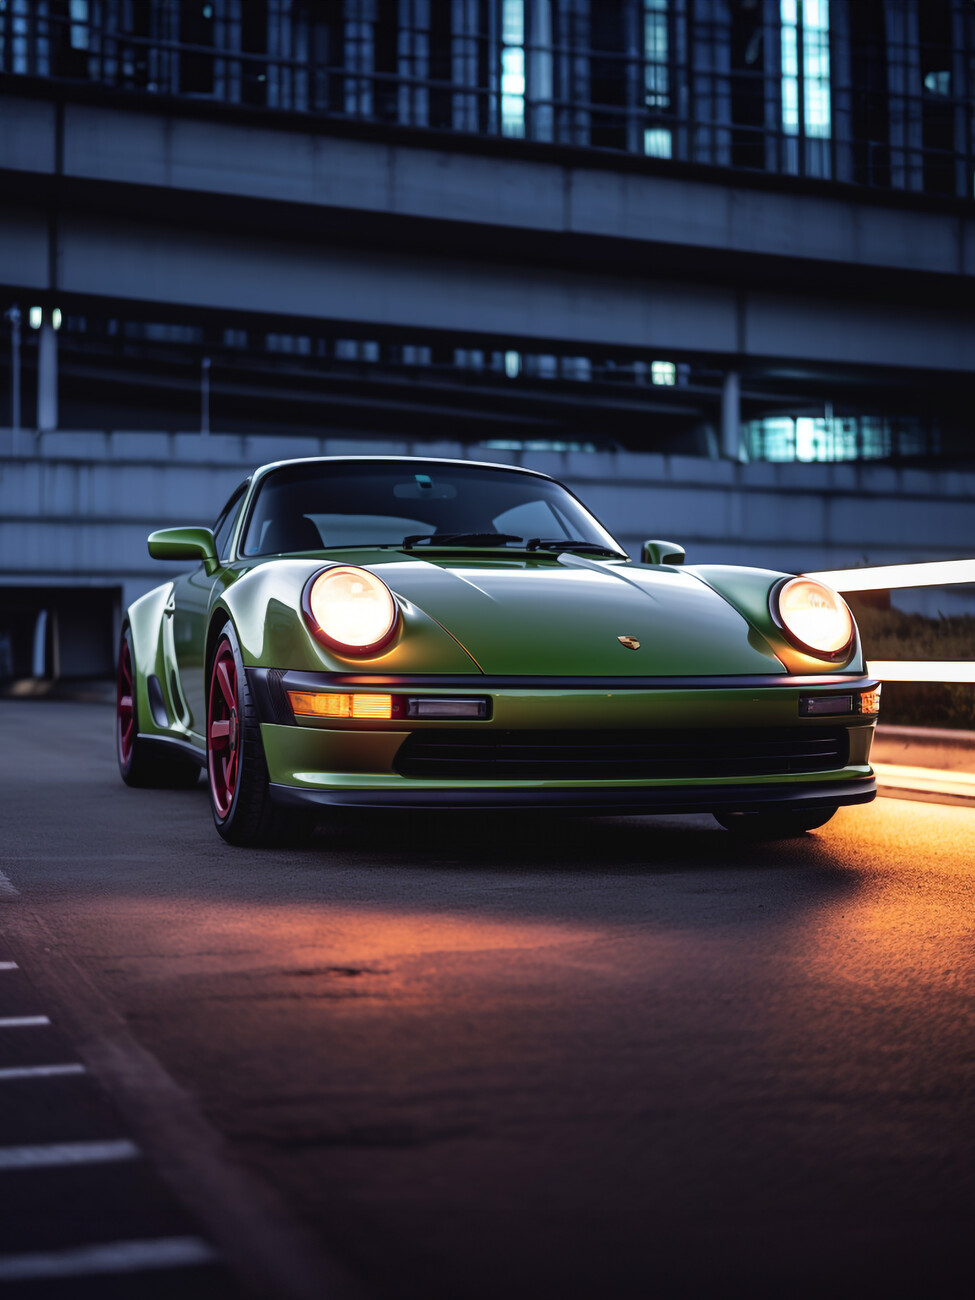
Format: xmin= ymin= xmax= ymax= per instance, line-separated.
xmin=37 ymin=320 xmax=58 ymax=432
xmin=721 ymin=369 xmax=740 ymax=460
xmin=201 ymin=355 xmax=211 ymax=434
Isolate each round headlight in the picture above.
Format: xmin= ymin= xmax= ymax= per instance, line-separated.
xmin=304 ymin=567 xmax=398 ymax=654
xmin=775 ymin=577 xmax=854 ymax=659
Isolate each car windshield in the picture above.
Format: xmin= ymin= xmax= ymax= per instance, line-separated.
xmin=239 ymin=460 xmax=624 ymax=557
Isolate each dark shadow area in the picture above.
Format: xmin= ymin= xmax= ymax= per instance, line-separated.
xmin=0 ymin=700 xmax=864 ymax=933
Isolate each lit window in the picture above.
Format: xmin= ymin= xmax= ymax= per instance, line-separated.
xmin=482 ymin=440 xmax=598 ymax=453
xmin=651 ymin=360 xmax=676 ymax=386
xmin=744 ymin=415 xmax=896 ymax=463
xmin=644 ymin=0 xmax=670 ymax=110
xmin=52 ymin=308 xmax=62 ymax=331
xmin=504 ymin=350 xmax=521 ymax=378
xmin=29 ymin=307 xmax=43 ymax=330
xmin=923 ymin=71 xmax=951 ymax=96
xmin=644 ymin=128 xmax=672 ymax=158
xmin=501 ymin=1 xmax=525 ymax=138
xmin=781 ymin=0 xmax=831 ymax=139
xmin=69 ymin=0 xmax=89 ymax=50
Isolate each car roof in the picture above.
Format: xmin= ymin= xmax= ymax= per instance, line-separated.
xmin=251 ymin=455 xmax=556 ymax=484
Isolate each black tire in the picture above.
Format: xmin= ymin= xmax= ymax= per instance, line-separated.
xmin=206 ymin=623 xmax=316 ymax=847
xmin=116 ymin=626 xmax=201 ymax=789
xmin=713 ymin=806 xmax=838 ymax=840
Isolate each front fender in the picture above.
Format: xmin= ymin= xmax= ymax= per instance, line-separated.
xmin=687 ymin=565 xmax=865 ymax=675
xmin=214 ymin=560 xmax=480 ymax=674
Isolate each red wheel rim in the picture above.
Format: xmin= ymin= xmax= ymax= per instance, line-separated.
xmin=208 ymin=640 xmax=240 ymax=819
xmin=117 ymin=637 xmax=135 ymax=766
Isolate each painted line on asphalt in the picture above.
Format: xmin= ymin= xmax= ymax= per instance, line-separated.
xmin=0 ymin=1235 xmax=219 ymax=1282
xmin=0 ymin=872 xmax=18 ymax=897
xmin=0 ymin=1063 xmax=86 ymax=1081
xmin=0 ymin=1016 xmax=50 ymax=1028
xmin=0 ymin=1139 xmax=140 ymax=1170
xmin=2 ymin=894 xmax=364 ymax=1300
xmin=0 ymin=963 xmax=18 ymax=971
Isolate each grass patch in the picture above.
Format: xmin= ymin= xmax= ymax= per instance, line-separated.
xmin=848 ymin=599 xmax=975 ymax=730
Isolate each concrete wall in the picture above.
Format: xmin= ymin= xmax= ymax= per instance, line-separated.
xmin=3 ymin=91 xmax=975 ymax=372
xmin=2 ymin=430 xmax=972 ymax=629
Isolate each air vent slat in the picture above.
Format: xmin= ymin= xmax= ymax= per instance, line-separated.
xmin=395 ymin=728 xmax=849 ymax=781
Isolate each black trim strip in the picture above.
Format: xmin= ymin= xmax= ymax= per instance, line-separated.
xmin=251 ymin=668 xmax=877 ymax=694
xmin=248 ymin=668 xmax=295 ymax=726
xmin=269 ymin=776 xmax=876 ymax=814
xmin=137 ymin=733 xmax=205 ymax=769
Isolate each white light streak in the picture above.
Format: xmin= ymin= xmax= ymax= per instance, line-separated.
xmin=805 ymin=559 xmax=975 ymax=591
xmin=868 ymin=661 xmax=975 ymax=684
xmin=0 ymin=1063 xmax=85 ymax=1081
xmin=0 ymin=1237 xmax=218 ymax=1282
xmin=0 ymin=1139 xmax=139 ymax=1170
xmin=0 ymin=1016 xmax=50 ymax=1028
xmin=0 ymin=1060 xmax=87 ymax=1081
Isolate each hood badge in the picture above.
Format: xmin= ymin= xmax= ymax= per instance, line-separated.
xmin=618 ymin=635 xmax=641 ymax=650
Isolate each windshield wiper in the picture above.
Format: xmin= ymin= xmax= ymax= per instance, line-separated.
xmin=526 ymin=538 xmax=627 ymax=558
xmin=403 ymin=532 xmax=523 ymax=549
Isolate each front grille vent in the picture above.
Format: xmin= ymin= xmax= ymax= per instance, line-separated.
xmin=394 ymin=727 xmax=849 ymax=781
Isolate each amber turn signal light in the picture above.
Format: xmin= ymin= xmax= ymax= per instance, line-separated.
xmin=859 ymin=686 xmax=882 ymax=715
xmin=288 ymin=691 xmax=393 ymax=719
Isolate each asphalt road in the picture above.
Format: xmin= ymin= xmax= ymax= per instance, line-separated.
xmin=1 ymin=700 xmax=973 ymax=1300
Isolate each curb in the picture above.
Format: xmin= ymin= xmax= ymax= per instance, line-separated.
xmin=872 ymin=725 xmax=975 ymax=774
xmin=872 ymin=725 xmax=974 ymax=804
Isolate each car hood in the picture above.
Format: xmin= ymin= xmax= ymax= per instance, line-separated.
xmin=378 ymin=555 xmax=787 ymax=676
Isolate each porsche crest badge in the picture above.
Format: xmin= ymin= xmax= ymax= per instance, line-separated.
xmin=617 ymin=635 xmax=641 ymax=650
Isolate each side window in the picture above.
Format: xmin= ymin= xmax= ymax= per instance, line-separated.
xmin=212 ymin=483 xmax=248 ymax=561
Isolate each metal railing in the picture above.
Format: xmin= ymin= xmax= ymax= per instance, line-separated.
xmin=1 ymin=1 xmax=973 ymax=201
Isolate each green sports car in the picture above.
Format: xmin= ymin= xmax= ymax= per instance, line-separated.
xmin=117 ymin=455 xmax=878 ymax=845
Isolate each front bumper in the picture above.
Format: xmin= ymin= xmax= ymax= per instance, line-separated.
xmin=269 ymin=777 xmax=876 ymax=813
xmin=249 ymin=669 xmax=878 ymax=815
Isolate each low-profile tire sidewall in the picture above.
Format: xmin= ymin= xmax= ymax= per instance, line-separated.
xmin=209 ymin=624 xmax=249 ymax=840
xmin=117 ymin=625 xmax=138 ymax=783
xmin=207 ymin=621 xmax=293 ymax=846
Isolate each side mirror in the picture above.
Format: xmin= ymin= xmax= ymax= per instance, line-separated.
xmin=148 ymin=526 xmax=219 ymax=575
xmin=641 ymin=539 xmax=686 ymax=566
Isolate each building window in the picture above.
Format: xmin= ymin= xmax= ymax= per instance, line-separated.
xmin=781 ymin=0 xmax=831 ymax=178
xmin=743 ymin=414 xmax=937 ymax=463
xmin=179 ymin=1 xmax=215 ymax=95
xmin=500 ymin=0 xmax=525 ymax=138
xmin=651 ymin=360 xmax=676 ymax=386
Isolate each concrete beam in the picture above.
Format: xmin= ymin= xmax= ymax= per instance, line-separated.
xmin=4 ymin=203 xmax=973 ymax=373
xmin=0 ymin=94 xmax=968 ymax=282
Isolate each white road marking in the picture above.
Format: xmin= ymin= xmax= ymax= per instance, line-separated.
xmin=0 ymin=963 xmax=18 ymax=971
xmin=0 ymin=1139 xmax=139 ymax=1170
xmin=0 ymin=1236 xmax=219 ymax=1281
xmin=0 ymin=872 xmax=18 ymax=896
xmin=0 ymin=1016 xmax=50 ymax=1028
xmin=0 ymin=1063 xmax=86 ymax=1081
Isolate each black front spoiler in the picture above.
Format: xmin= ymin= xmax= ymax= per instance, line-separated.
xmin=269 ymin=776 xmax=876 ymax=814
